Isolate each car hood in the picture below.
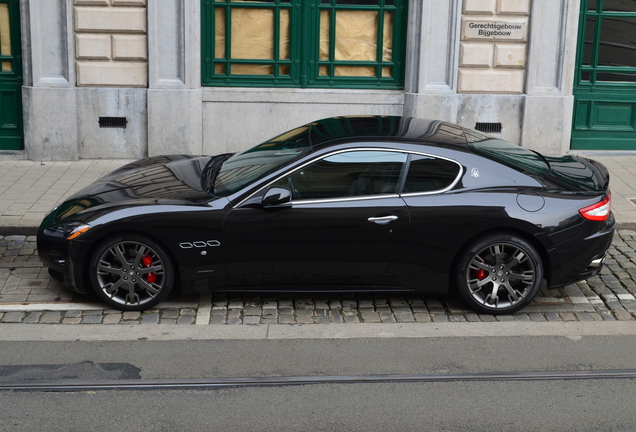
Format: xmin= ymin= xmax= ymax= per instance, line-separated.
xmin=47 ymin=155 xmax=214 ymax=223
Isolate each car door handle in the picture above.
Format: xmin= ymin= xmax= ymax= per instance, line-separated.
xmin=368 ymin=215 xmax=398 ymax=225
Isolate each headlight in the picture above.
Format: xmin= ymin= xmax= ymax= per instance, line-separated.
xmin=67 ymin=224 xmax=91 ymax=239
xmin=44 ymin=222 xmax=91 ymax=240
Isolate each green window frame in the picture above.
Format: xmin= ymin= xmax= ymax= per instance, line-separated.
xmin=201 ymin=0 xmax=407 ymax=89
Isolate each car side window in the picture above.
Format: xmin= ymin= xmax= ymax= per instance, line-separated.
xmin=402 ymin=155 xmax=461 ymax=194
xmin=275 ymin=150 xmax=407 ymax=201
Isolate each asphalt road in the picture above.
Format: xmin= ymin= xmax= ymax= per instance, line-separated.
xmin=2 ymin=326 xmax=636 ymax=431
xmin=3 ymin=380 xmax=636 ymax=432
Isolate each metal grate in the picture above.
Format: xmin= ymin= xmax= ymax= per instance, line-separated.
xmin=475 ymin=122 xmax=502 ymax=134
xmin=98 ymin=117 xmax=127 ymax=128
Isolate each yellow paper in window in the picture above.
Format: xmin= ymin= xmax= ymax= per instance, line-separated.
xmin=233 ymin=64 xmax=273 ymax=75
xmin=383 ymin=11 xmax=393 ymax=61
xmin=280 ymin=8 xmax=290 ymax=59
xmin=231 ymin=8 xmax=274 ymax=59
xmin=215 ymin=8 xmax=226 ymax=58
xmin=0 ymin=4 xmax=11 ymax=57
xmin=334 ymin=10 xmax=378 ymax=62
xmin=320 ymin=10 xmax=330 ymax=61
xmin=335 ymin=66 xmax=375 ymax=77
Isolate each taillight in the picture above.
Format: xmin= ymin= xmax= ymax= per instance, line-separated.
xmin=579 ymin=192 xmax=611 ymax=221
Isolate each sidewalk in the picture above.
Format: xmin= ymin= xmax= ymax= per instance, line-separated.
xmin=1 ymin=155 xmax=636 ymax=229
xmin=0 ymin=159 xmax=134 ymax=229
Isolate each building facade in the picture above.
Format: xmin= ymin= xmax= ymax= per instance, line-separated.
xmin=0 ymin=0 xmax=634 ymax=161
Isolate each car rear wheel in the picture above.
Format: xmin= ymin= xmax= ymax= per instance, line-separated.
xmin=89 ymin=234 xmax=174 ymax=311
xmin=456 ymin=234 xmax=543 ymax=314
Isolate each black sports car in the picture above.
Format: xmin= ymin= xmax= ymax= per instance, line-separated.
xmin=37 ymin=116 xmax=614 ymax=314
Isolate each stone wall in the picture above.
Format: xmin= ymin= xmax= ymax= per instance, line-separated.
xmin=20 ymin=0 xmax=580 ymax=160
xmin=458 ymin=0 xmax=530 ymax=94
xmin=74 ymin=0 xmax=147 ymax=87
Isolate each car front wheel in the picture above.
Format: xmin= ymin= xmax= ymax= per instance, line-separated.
xmin=89 ymin=234 xmax=174 ymax=311
xmin=455 ymin=234 xmax=543 ymax=314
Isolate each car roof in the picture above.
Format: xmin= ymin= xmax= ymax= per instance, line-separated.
xmin=305 ymin=116 xmax=472 ymax=149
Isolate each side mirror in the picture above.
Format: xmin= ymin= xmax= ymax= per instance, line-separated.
xmin=261 ymin=186 xmax=292 ymax=207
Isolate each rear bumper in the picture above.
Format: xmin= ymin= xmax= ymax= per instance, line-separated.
xmin=548 ymin=214 xmax=615 ymax=288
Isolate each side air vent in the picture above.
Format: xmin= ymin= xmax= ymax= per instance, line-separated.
xmin=475 ymin=122 xmax=502 ymax=134
xmin=99 ymin=117 xmax=127 ymax=128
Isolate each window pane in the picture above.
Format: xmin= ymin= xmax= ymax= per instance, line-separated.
xmin=279 ymin=65 xmax=289 ymax=75
xmin=0 ymin=3 xmax=11 ymax=57
xmin=322 ymin=0 xmax=381 ymax=3
xmin=596 ymin=72 xmax=636 ymax=82
xmin=214 ymin=125 xmax=313 ymax=196
xmin=583 ymin=17 xmax=595 ymax=66
xmin=335 ymin=10 xmax=378 ymax=61
xmin=280 ymin=8 xmax=290 ymax=59
xmin=382 ymin=67 xmax=391 ymax=77
xmin=588 ymin=0 xmax=597 ymax=10
xmin=215 ymin=8 xmax=226 ymax=58
xmin=215 ymin=64 xmax=226 ymax=74
xmin=232 ymin=64 xmax=274 ymax=75
xmin=598 ymin=17 xmax=636 ymax=67
xmin=334 ymin=0 xmax=380 ymax=4
xmin=278 ymin=150 xmax=406 ymax=200
xmin=403 ymin=156 xmax=460 ymax=194
xmin=319 ymin=65 xmax=329 ymax=75
xmin=581 ymin=70 xmax=591 ymax=81
xmin=320 ymin=10 xmax=330 ymax=61
xmin=1 ymin=61 xmax=11 ymax=72
xmin=603 ymin=0 xmax=636 ymax=11
xmin=383 ymin=11 xmax=393 ymax=61
xmin=334 ymin=66 xmax=375 ymax=76
xmin=231 ymin=8 xmax=274 ymax=59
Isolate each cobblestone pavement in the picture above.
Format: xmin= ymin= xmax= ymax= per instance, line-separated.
xmin=1 ymin=230 xmax=636 ymax=325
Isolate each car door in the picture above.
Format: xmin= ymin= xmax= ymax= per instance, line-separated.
xmin=386 ymin=152 xmax=465 ymax=291
xmin=222 ymin=149 xmax=410 ymax=287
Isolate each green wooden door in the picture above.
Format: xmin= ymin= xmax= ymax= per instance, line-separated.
xmin=572 ymin=0 xmax=636 ymax=150
xmin=0 ymin=0 xmax=22 ymax=151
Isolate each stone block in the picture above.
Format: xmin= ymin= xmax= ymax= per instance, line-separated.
xmin=458 ymin=69 xmax=524 ymax=93
xmin=76 ymin=61 xmax=148 ymax=87
xmin=75 ymin=0 xmax=110 ymax=5
xmin=75 ymin=7 xmax=147 ymax=33
xmin=201 ymin=89 xmax=403 ymax=156
xmin=460 ymin=43 xmax=494 ymax=68
xmin=76 ymin=34 xmax=112 ymax=60
xmin=112 ymin=0 xmax=147 ymax=5
xmin=463 ymin=0 xmax=496 ymax=14
xmin=112 ymin=35 xmax=147 ymax=60
xmin=76 ymin=87 xmax=147 ymax=158
xmin=497 ymin=0 xmax=531 ymax=15
xmin=494 ymin=43 xmax=526 ymax=68
xmin=23 ymin=87 xmax=79 ymax=161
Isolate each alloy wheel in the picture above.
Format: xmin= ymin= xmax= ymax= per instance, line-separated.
xmin=465 ymin=242 xmax=537 ymax=310
xmin=94 ymin=240 xmax=167 ymax=307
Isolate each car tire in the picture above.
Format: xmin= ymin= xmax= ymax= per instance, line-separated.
xmin=89 ymin=234 xmax=175 ymax=311
xmin=455 ymin=234 xmax=543 ymax=315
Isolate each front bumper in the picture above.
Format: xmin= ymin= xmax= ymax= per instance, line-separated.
xmin=37 ymin=229 xmax=93 ymax=294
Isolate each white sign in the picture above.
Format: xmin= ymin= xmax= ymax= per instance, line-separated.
xmin=462 ymin=19 xmax=528 ymax=41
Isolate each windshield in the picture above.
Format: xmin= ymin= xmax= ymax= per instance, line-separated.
xmin=464 ymin=129 xmax=549 ymax=176
xmin=213 ymin=125 xmax=313 ymax=196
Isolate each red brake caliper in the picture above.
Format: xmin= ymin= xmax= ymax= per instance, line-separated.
xmin=476 ymin=269 xmax=487 ymax=280
xmin=141 ymin=255 xmax=156 ymax=283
